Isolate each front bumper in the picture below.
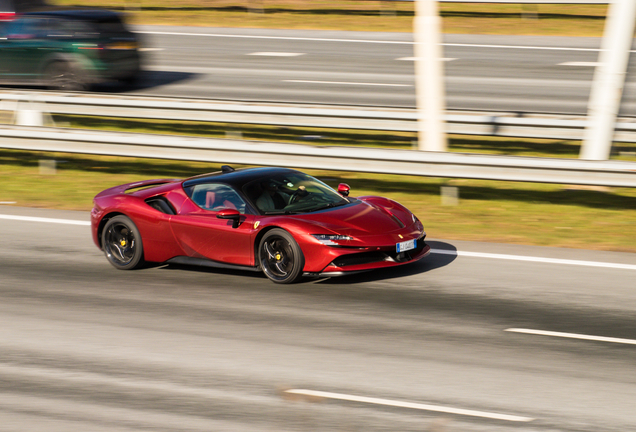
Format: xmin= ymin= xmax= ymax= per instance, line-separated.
xmin=309 ymin=237 xmax=431 ymax=276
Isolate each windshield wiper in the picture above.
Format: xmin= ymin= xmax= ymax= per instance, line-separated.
xmin=264 ymin=201 xmax=347 ymax=215
xmin=263 ymin=210 xmax=303 ymax=215
xmin=309 ymin=201 xmax=348 ymax=212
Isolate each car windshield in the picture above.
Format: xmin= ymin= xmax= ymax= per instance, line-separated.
xmin=244 ymin=172 xmax=349 ymax=214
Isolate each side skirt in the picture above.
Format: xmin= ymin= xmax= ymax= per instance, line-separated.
xmin=303 ymin=271 xmax=367 ymax=278
xmin=166 ymin=256 xmax=261 ymax=272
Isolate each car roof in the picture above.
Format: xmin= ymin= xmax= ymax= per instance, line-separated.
xmin=24 ymin=9 xmax=123 ymax=21
xmin=183 ymin=167 xmax=299 ymax=189
xmin=1 ymin=0 xmax=47 ymax=14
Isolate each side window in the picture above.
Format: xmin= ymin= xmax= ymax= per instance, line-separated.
xmin=54 ymin=19 xmax=98 ymax=39
xmin=48 ymin=19 xmax=75 ymax=39
xmin=190 ymin=184 xmax=246 ymax=214
xmin=0 ymin=21 xmax=9 ymax=38
xmin=1 ymin=19 xmax=26 ymax=38
xmin=5 ymin=18 xmax=47 ymax=39
xmin=31 ymin=19 xmax=50 ymax=39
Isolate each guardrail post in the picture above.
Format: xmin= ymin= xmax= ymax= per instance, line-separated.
xmin=15 ymin=100 xmax=45 ymax=127
xmin=414 ymin=0 xmax=447 ymax=152
xmin=581 ymin=0 xmax=636 ymax=160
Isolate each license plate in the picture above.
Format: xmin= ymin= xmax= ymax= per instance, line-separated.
xmin=396 ymin=238 xmax=416 ymax=253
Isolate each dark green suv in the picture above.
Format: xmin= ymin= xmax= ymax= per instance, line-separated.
xmin=0 ymin=9 xmax=141 ymax=90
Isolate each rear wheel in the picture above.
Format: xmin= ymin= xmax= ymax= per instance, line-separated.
xmin=259 ymin=229 xmax=304 ymax=284
xmin=45 ymin=61 xmax=86 ymax=91
xmin=101 ymin=215 xmax=144 ymax=270
xmin=119 ymin=72 xmax=140 ymax=87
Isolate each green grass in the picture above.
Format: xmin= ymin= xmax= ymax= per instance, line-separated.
xmin=49 ymin=1 xmax=609 ymax=36
xmin=2 ymin=148 xmax=635 ymax=253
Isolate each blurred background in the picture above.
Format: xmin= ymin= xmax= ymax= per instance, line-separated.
xmin=0 ymin=1 xmax=635 ymax=432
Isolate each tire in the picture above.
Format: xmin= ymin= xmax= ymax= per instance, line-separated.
xmin=119 ymin=73 xmax=140 ymax=87
xmin=45 ymin=61 xmax=87 ymax=92
xmin=101 ymin=215 xmax=144 ymax=270
xmin=259 ymin=229 xmax=305 ymax=284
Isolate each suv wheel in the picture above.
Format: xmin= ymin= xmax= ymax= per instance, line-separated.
xmin=45 ymin=61 xmax=86 ymax=92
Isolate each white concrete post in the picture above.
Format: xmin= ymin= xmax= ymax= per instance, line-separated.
xmin=581 ymin=0 xmax=636 ymax=160
xmin=414 ymin=0 xmax=447 ymax=152
xmin=15 ymin=109 xmax=44 ymax=126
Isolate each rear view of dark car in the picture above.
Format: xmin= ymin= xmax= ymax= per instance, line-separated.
xmin=0 ymin=9 xmax=141 ymax=91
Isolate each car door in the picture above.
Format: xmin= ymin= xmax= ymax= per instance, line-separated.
xmin=0 ymin=18 xmax=26 ymax=78
xmin=0 ymin=18 xmax=48 ymax=80
xmin=170 ymin=183 xmax=256 ymax=266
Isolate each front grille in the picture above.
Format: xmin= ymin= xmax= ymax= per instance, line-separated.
xmin=332 ymin=252 xmax=388 ymax=267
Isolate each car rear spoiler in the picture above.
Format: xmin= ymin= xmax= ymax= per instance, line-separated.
xmin=95 ymin=179 xmax=180 ymax=197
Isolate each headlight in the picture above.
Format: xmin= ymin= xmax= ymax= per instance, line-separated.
xmin=312 ymin=234 xmax=353 ymax=245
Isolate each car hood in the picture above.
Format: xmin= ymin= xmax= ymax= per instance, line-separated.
xmin=293 ymin=200 xmax=409 ymax=235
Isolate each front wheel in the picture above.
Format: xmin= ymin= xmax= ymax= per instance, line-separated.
xmin=45 ymin=61 xmax=87 ymax=91
xmin=101 ymin=215 xmax=144 ymax=270
xmin=259 ymin=229 xmax=305 ymax=284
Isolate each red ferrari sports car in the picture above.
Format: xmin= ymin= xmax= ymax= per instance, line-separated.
xmin=91 ymin=166 xmax=430 ymax=283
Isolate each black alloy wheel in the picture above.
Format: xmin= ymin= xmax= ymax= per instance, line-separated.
xmin=45 ymin=61 xmax=86 ymax=91
xmin=101 ymin=215 xmax=144 ymax=270
xmin=259 ymin=229 xmax=305 ymax=284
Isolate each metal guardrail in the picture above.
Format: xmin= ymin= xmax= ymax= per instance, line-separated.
xmin=1 ymin=125 xmax=635 ymax=187
xmin=3 ymin=92 xmax=636 ymax=143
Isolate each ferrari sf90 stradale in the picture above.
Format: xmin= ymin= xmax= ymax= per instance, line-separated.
xmin=92 ymin=166 xmax=430 ymax=283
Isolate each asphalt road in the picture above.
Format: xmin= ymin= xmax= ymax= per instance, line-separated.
xmin=1 ymin=205 xmax=635 ymax=432
xmin=114 ymin=26 xmax=636 ymax=115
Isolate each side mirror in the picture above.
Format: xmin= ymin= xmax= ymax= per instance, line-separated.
xmin=337 ymin=183 xmax=350 ymax=197
xmin=216 ymin=208 xmax=241 ymax=228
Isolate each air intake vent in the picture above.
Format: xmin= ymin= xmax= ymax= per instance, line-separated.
xmin=332 ymin=252 xmax=388 ymax=267
xmin=145 ymin=196 xmax=176 ymax=215
xmin=390 ymin=214 xmax=405 ymax=228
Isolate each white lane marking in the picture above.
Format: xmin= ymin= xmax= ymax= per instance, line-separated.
xmin=285 ymin=389 xmax=534 ymax=422
xmin=135 ymin=31 xmax=621 ymax=52
xmin=248 ymin=52 xmax=305 ymax=57
xmin=558 ymin=61 xmax=600 ymax=67
xmin=0 ymin=214 xmax=90 ymax=226
xmin=283 ymin=79 xmax=411 ymax=87
xmin=138 ymin=47 xmax=164 ymax=52
xmin=506 ymin=328 xmax=636 ymax=346
xmin=431 ymin=249 xmax=636 ymax=271
xmin=0 ymin=201 xmax=17 ymax=204
xmin=397 ymin=57 xmax=457 ymax=61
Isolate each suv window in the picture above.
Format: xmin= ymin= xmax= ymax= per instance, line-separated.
xmin=49 ymin=19 xmax=97 ymax=39
xmin=2 ymin=17 xmax=49 ymax=39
